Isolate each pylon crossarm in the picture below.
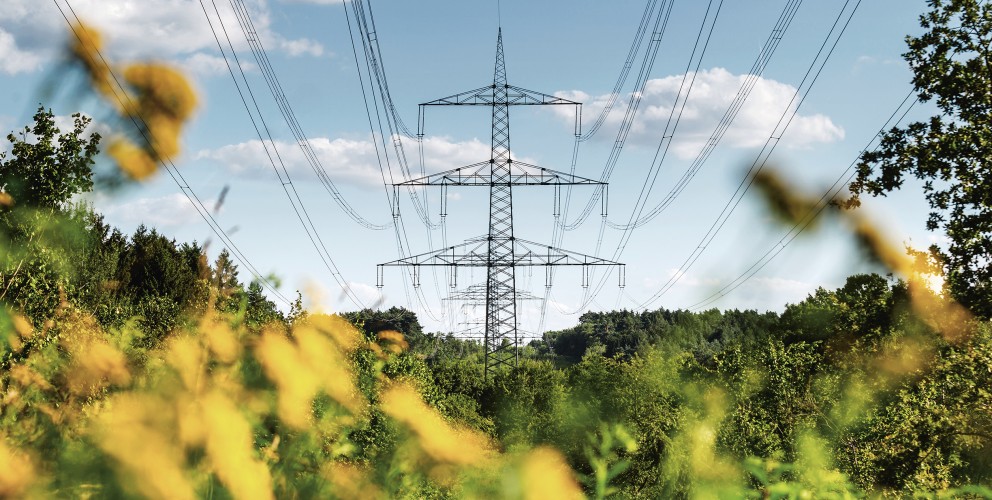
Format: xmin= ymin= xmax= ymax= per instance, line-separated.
xmin=378 ymin=239 xmax=489 ymax=267
xmin=507 ymin=85 xmax=581 ymax=106
xmin=377 ymin=238 xmax=622 ymax=268
xmin=514 ymin=238 xmax=624 ymax=266
xmin=396 ymin=160 xmax=604 ymax=187
xmin=445 ymin=283 xmax=543 ymax=302
xmin=420 ymin=85 xmax=499 ymax=106
xmin=420 ymin=85 xmax=580 ymax=107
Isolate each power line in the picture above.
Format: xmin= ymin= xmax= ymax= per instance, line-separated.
xmin=608 ymin=0 xmax=804 ymax=231
xmin=586 ymin=0 xmax=725 ymax=309
xmin=578 ymin=0 xmax=661 ymax=142
xmin=53 ymin=0 xmax=291 ymax=306
xmin=198 ymin=0 xmax=367 ymax=308
xmin=352 ymin=0 xmax=442 ymax=231
xmin=226 ymin=0 xmax=392 ymax=231
xmin=541 ymin=0 xmax=720 ymax=329
xmin=538 ymin=0 xmax=676 ymax=329
xmin=556 ymin=0 xmax=676 ymax=232
xmin=634 ymin=0 xmax=863 ymax=311
xmin=350 ymin=0 xmax=449 ymax=321
xmin=688 ymin=91 xmax=919 ymax=311
xmin=686 ymin=0 xmax=990 ymax=311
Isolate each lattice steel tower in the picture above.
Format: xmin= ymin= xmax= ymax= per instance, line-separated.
xmin=378 ymin=30 xmax=624 ymax=376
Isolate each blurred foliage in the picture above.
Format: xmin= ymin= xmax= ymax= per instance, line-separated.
xmin=1 ymin=8 xmax=991 ymax=499
xmin=846 ymin=0 xmax=992 ymax=318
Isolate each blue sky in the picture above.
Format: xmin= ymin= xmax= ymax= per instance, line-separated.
xmin=0 ymin=0 xmax=940 ymax=334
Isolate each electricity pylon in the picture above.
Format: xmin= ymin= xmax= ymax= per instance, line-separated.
xmin=378 ymin=30 xmax=624 ymax=376
xmin=445 ymin=283 xmax=543 ymax=348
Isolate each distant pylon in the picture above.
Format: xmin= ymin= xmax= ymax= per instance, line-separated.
xmin=378 ymin=30 xmax=624 ymax=377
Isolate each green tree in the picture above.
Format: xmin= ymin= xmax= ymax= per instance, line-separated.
xmin=211 ymin=248 xmax=242 ymax=313
xmin=0 ymin=107 xmax=101 ymax=321
xmin=244 ymin=281 xmax=282 ymax=328
xmin=0 ymin=106 xmax=100 ymax=210
xmin=846 ymin=0 xmax=992 ymax=317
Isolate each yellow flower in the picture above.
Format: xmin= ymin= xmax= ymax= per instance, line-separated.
xmin=65 ymin=334 xmax=131 ymax=395
xmin=307 ymin=314 xmax=362 ymax=352
xmin=255 ymin=330 xmax=321 ymax=429
xmin=9 ymin=366 xmax=52 ymax=391
xmin=69 ymin=22 xmax=116 ymax=101
xmin=108 ymin=139 xmax=158 ymax=180
xmin=202 ymin=392 xmax=274 ymax=500
xmin=520 ymin=447 xmax=584 ymax=500
xmin=202 ymin=317 xmax=241 ymax=364
xmin=381 ymin=383 xmax=492 ymax=466
xmin=322 ymin=463 xmax=384 ymax=500
xmin=0 ymin=439 xmax=34 ymax=498
xmin=166 ymin=336 xmax=206 ymax=392
xmin=849 ymin=216 xmax=973 ymax=341
xmin=123 ymin=63 xmax=198 ymax=122
xmin=95 ymin=395 xmax=196 ymax=500
xmin=11 ymin=314 xmax=32 ymax=339
xmin=377 ymin=330 xmax=409 ymax=353
xmin=295 ymin=327 xmax=363 ymax=414
xmin=256 ymin=321 xmax=365 ymax=428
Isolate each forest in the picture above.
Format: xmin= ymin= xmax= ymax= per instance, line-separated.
xmin=1 ymin=0 xmax=992 ymax=498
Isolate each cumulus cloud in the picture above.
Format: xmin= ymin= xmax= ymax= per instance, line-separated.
xmin=301 ymin=279 xmax=381 ymax=314
xmin=0 ymin=0 xmax=325 ymax=76
xmin=0 ymin=28 xmax=42 ymax=74
xmin=280 ymin=0 xmax=347 ymax=4
xmin=180 ymin=53 xmax=229 ymax=76
xmin=554 ymin=67 xmax=844 ymax=159
xmin=99 ymin=193 xmax=207 ymax=228
xmin=279 ymin=37 xmax=324 ymax=57
xmin=196 ymin=135 xmax=494 ymax=189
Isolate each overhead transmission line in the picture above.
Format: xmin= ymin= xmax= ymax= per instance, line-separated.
xmin=578 ymin=0 xmax=662 ymax=142
xmin=225 ymin=0 xmax=391 ymax=231
xmin=684 ymin=0 xmax=992 ymax=310
xmin=608 ymin=0 xmax=804 ymax=231
xmin=52 ymin=0 xmax=291 ymax=306
xmin=543 ymin=0 xmax=724 ymax=327
xmin=539 ymin=0 xmax=688 ymax=330
xmin=340 ymin=0 xmax=416 ymax=311
xmin=344 ymin=0 xmax=449 ymax=322
xmin=634 ymin=0 xmax=863 ymax=311
xmin=352 ymin=0 xmax=441 ymax=231
xmin=556 ymin=0 xmax=676 ymax=233
xmin=539 ymin=0 xmax=676 ymax=330
xmin=349 ymin=0 xmax=450 ymax=322
xmin=566 ymin=0 xmax=801 ymax=319
xmin=199 ymin=0 xmax=368 ymax=308
xmin=551 ymin=0 xmax=858 ymax=319
xmin=688 ymin=91 xmax=919 ymax=311
xmin=546 ymin=0 xmax=663 ymax=292
xmin=589 ymin=0 xmax=725 ymax=292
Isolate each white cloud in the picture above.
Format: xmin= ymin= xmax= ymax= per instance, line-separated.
xmin=196 ymin=135 xmax=493 ymax=189
xmin=280 ymin=0 xmax=347 ymax=4
xmin=279 ymin=37 xmax=324 ymax=57
xmin=0 ymin=0 xmax=325 ymax=75
xmin=99 ymin=193 xmax=207 ymax=228
xmin=639 ymin=268 xmax=721 ymax=289
xmin=301 ymin=279 xmax=381 ymax=314
xmin=748 ymin=276 xmax=814 ymax=294
xmin=180 ymin=53 xmax=229 ymax=76
xmin=0 ymin=28 xmax=42 ymax=74
xmin=554 ymin=67 xmax=844 ymax=159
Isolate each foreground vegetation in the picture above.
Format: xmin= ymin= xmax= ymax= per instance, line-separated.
xmin=1 ymin=0 xmax=991 ymax=497
xmin=1 ymin=106 xmax=989 ymax=497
